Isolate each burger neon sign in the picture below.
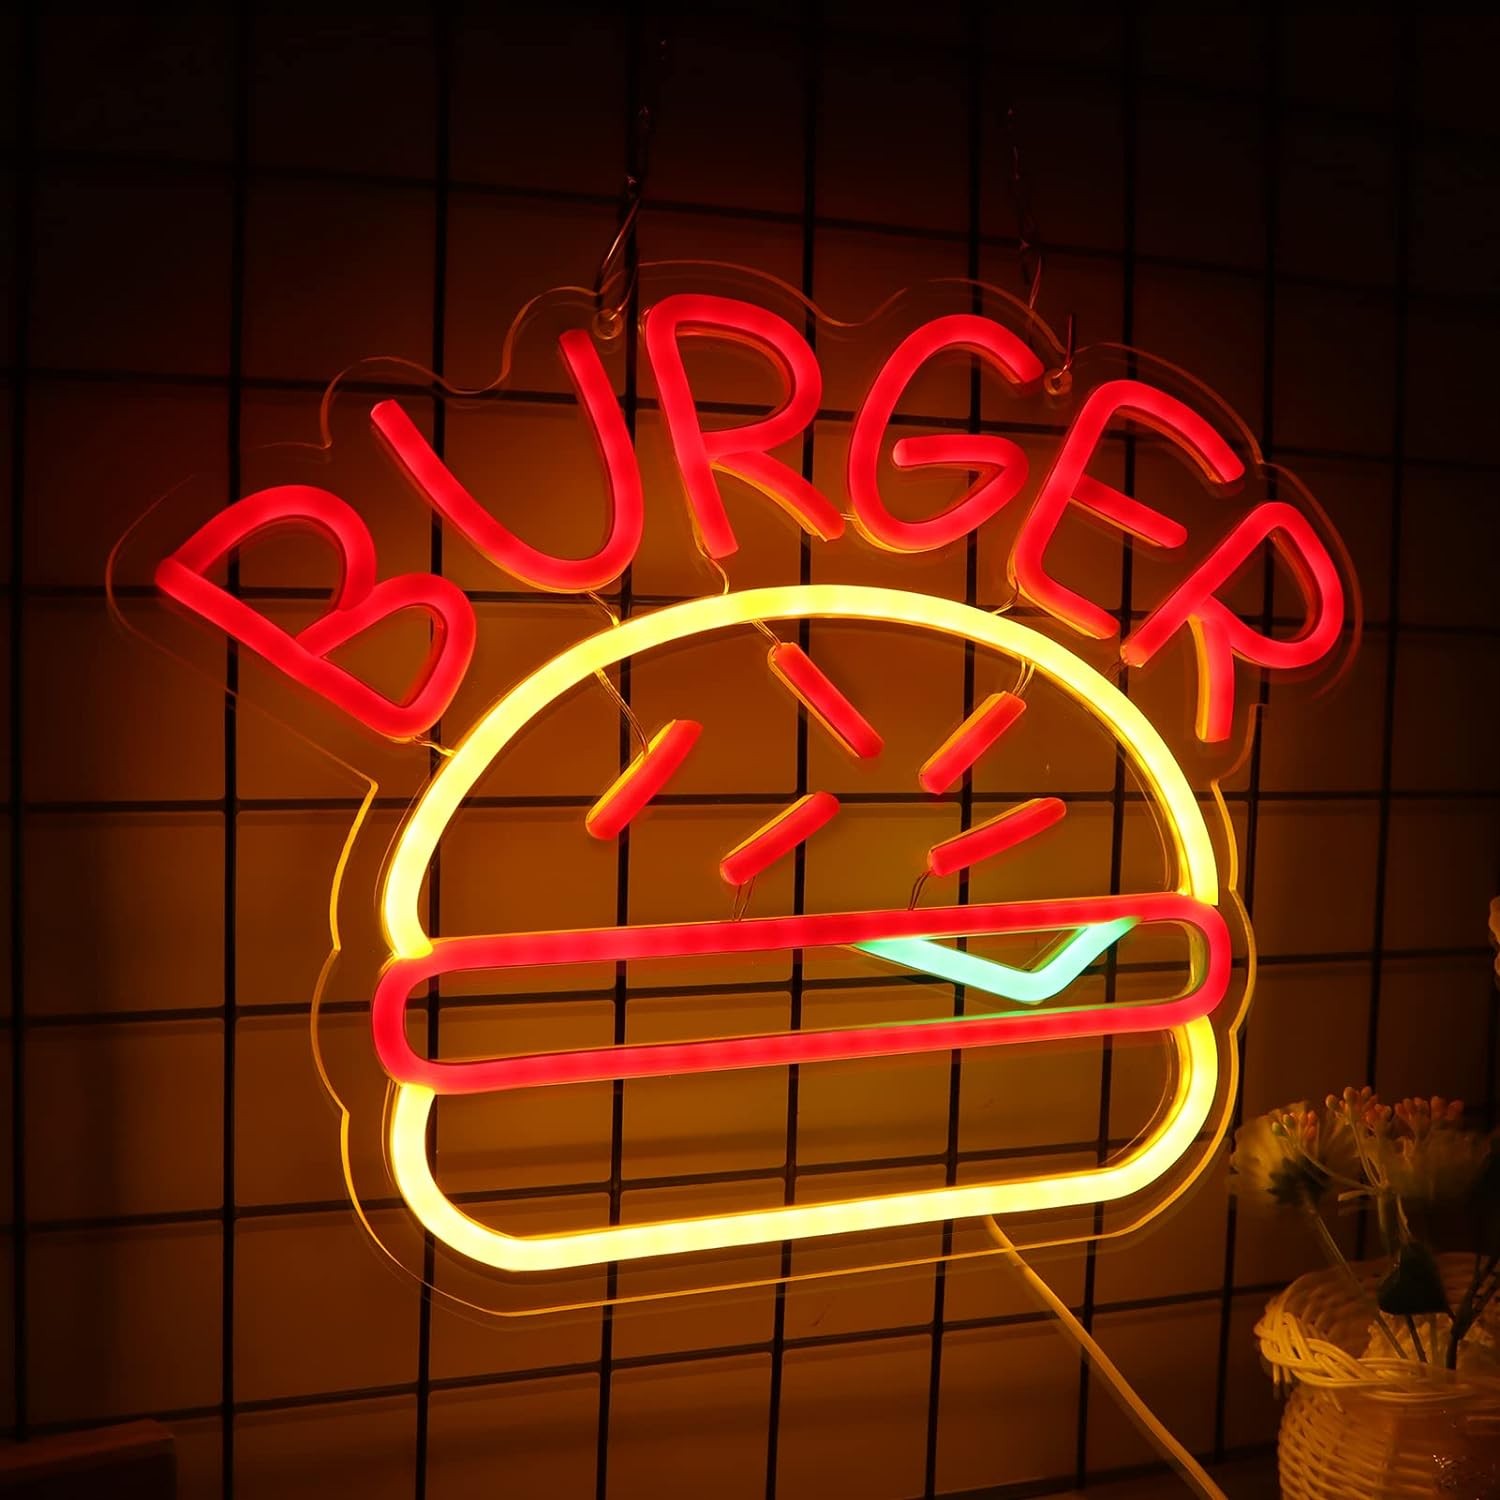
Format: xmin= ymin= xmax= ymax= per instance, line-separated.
xmin=123 ymin=266 xmax=1356 ymax=1298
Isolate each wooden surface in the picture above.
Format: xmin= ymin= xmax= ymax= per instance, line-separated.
xmin=0 ymin=1421 xmax=175 ymax=1497
xmin=1029 ymin=1452 xmax=1279 ymax=1499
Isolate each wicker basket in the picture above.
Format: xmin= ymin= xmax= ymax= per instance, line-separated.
xmin=1257 ymin=1255 xmax=1500 ymax=1499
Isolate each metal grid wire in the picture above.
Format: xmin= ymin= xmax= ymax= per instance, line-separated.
xmin=4 ymin=4 xmax=1499 ymax=1497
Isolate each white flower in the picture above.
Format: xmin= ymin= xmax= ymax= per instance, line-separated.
xmin=1230 ymin=1101 xmax=1359 ymax=1209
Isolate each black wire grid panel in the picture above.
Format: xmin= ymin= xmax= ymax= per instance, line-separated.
xmin=5 ymin=5 xmax=1500 ymax=1499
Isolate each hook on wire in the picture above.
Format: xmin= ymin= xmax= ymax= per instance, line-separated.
xmin=593 ymin=189 xmax=644 ymax=341
xmin=1044 ymin=312 xmax=1075 ymax=397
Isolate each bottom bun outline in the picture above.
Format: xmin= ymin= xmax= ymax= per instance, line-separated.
xmin=387 ymin=1017 xmax=1217 ymax=1271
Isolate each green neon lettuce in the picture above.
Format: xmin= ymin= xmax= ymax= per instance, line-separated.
xmin=855 ymin=917 xmax=1136 ymax=1006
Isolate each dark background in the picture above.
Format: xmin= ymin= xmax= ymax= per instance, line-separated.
xmin=3 ymin=5 xmax=1500 ymax=1498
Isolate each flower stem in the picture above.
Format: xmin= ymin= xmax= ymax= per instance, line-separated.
xmin=1302 ymin=1202 xmax=1404 ymax=1358
xmin=1447 ymin=1251 xmax=1500 ymax=1369
xmin=1404 ymin=1314 xmax=1427 ymax=1362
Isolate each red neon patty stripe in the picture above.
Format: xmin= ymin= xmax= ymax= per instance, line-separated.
xmin=585 ymin=719 xmax=702 ymax=840
xmin=720 ymin=791 xmax=839 ymax=886
xmin=371 ymin=892 xmax=1229 ymax=1095
xmin=919 ymin=692 xmax=1027 ymax=795
xmin=927 ymin=796 xmax=1065 ymax=877
xmin=767 ymin=643 xmax=883 ymax=758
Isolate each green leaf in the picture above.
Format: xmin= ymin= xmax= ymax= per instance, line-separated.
xmin=1377 ymin=1242 xmax=1451 ymax=1317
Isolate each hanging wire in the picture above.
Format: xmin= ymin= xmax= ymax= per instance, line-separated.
xmin=1002 ymin=100 xmax=1080 ymax=399
xmin=592 ymin=202 xmax=642 ymax=342
xmin=704 ymin=555 xmax=731 ymax=594
xmin=585 ymin=590 xmax=649 ymax=753
xmin=705 ymin=550 xmax=782 ymax=647
xmin=598 ymin=669 xmax=648 ymax=751
xmin=593 ymin=32 xmax=671 ymax=341
xmin=1001 ymin=103 xmax=1044 ymax=313
xmin=989 ymin=580 xmax=1021 ymax=616
xmin=588 ymin=28 xmax=798 ymax=736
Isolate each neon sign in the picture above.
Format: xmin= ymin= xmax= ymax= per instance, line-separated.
xmin=155 ymin=294 xmax=1347 ymax=749
xmin=123 ymin=267 xmax=1356 ymax=1303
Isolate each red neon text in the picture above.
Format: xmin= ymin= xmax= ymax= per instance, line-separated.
xmin=1121 ymin=501 xmax=1345 ymax=742
xmin=371 ymin=329 xmax=644 ymax=594
xmin=848 ymin=314 xmax=1042 ymax=552
xmin=1011 ymin=380 xmax=1240 ymax=641
xmin=643 ymin=293 xmax=845 ymax=558
xmin=159 ymin=297 xmax=1349 ymax=743
xmin=155 ymin=485 xmax=476 ymax=740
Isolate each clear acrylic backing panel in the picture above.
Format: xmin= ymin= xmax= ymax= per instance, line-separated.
xmin=107 ymin=260 xmax=1359 ymax=1316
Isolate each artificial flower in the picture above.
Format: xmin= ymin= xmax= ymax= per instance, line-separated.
xmin=1254 ymin=1084 xmax=1500 ymax=1371
xmin=1328 ymin=1085 xmax=1389 ymax=1137
xmin=1381 ymin=1097 xmax=1491 ymax=1205
xmin=1230 ymin=1100 xmax=1359 ymax=1208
